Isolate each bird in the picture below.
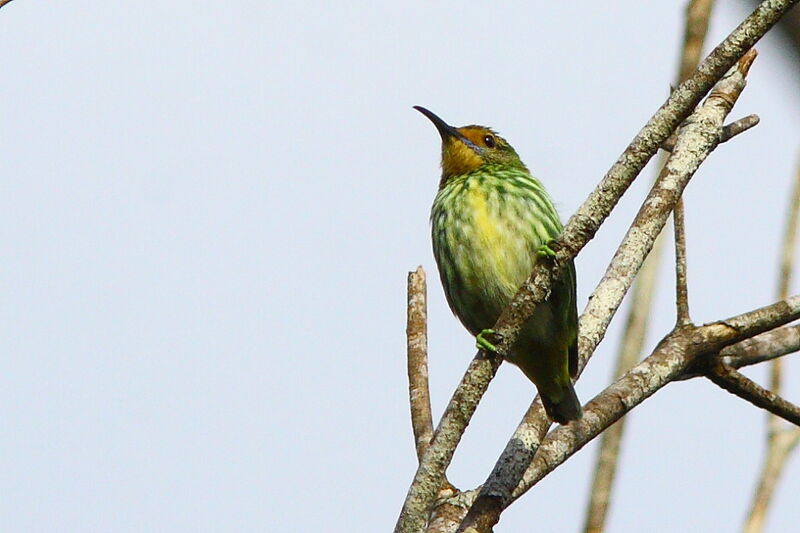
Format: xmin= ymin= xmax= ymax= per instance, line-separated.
xmin=414 ymin=106 xmax=581 ymax=424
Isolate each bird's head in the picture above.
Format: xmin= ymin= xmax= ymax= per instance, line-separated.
xmin=414 ymin=106 xmax=526 ymax=186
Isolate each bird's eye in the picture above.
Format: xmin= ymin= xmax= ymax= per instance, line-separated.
xmin=483 ymin=135 xmax=496 ymax=148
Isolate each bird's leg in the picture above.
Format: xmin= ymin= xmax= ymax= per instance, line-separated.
xmin=476 ymin=329 xmax=499 ymax=352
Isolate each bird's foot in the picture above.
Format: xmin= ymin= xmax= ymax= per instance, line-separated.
xmin=537 ymin=240 xmax=557 ymax=259
xmin=476 ymin=329 xmax=499 ymax=352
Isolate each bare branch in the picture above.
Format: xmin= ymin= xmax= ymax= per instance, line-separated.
xmin=678 ymin=324 xmax=800 ymax=381
xmin=661 ymin=114 xmax=760 ymax=152
xmin=672 ymin=0 xmax=716 ymax=333
xmin=749 ymin=0 xmax=800 ymax=72
xmin=396 ymin=351 xmax=502 ymax=533
xmin=581 ymin=235 xmax=667 ymax=533
xmin=720 ymin=114 xmax=761 ymax=142
xmin=427 ymin=489 xmax=479 ymax=533
xmin=576 ymin=48 xmax=756 ymax=370
xmin=456 ymin=48 xmax=758 ymax=533
xmin=407 ymin=267 xmax=434 ymax=461
xmin=674 ymin=198 xmax=692 ymax=326
xmin=490 ymin=0 xmax=796 ymax=362
xmin=719 ymin=323 xmax=800 ymax=369
xmin=395 ymin=2 xmax=799 ymax=531
xmin=512 ymin=295 xmax=800 ymax=499
xmin=705 ymin=362 xmax=800 ymax=426
xmin=452 ymin=399 xmax=550 ymax=533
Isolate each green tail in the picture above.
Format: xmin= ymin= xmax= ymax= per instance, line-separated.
xmin=510 ymin=337 xmax=582 ymax=425
xmin=541 ymin=381 xmax=582 ymax=424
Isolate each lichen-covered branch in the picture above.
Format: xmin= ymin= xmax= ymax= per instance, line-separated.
xmin=661 ymin=114 xmax=760 ymax=151
xmin=511 ymin=295 xmax=800 ymax=499
xmin=407 ymin=267 xmax=434 ymax=461
xmin=452 ymin=399 xmax=550 ymax=533
xmin=455 ymin=45 xmax=757 ymax=533
xmin=580 ymin=237 xmax=667 ymax=533
xmin=583 ymin=6 xmax=716 ymax=528
xmin=674 ymin=198 xmax=692 ymax=326
xmin=396 ymin=2 xmax=799 ymax=531
xmin=427 ymin=489 xmax=479 ymax=533
xmin=705 ymin=362 xmax=800 ymax=426
xmin=396 ymin=351 xmax=502 ymax=533
xmin=489 ymin=0 xmax=799 ymax=359
xmin=716 ymin=323 xmax=800 ymax=369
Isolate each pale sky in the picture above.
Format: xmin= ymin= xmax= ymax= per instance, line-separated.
xmin=1 ymin=2 xmax=799 ymax=532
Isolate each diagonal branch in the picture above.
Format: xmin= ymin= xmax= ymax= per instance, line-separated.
xmin=705 ymin=362 xmax=800 ymax=426
xmin=584 ymin=3 xmax=715 ymax=531
xmin=512 ymin=295 xmax=800 ymax=499
xmin=455 ymin=46 xmax=759 ymax=533
xmin=679 ymin=324 xmax=800 ymax=381
xmin=705 ymin=322 xmax=800 ymax=371
xmin=396 ymin=2 xmax=799 ymax=532
xmin=489 ymin=0 xmax=798 ymax=360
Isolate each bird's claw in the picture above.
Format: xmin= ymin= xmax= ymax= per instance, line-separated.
xmin=476 ymin=329 xmax=499 ymax=352
xmin=537 ymin=241 xmax=557 ymax=259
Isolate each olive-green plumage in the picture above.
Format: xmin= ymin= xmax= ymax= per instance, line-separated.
xmin=415 ymin=106 xmax=581 ymax=424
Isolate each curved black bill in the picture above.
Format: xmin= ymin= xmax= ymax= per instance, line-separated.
xmin=413 ymin=106 xmax=460 ymax=141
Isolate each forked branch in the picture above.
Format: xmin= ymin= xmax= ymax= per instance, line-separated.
xmin=397 ymin=2 xmax=800 ymax=532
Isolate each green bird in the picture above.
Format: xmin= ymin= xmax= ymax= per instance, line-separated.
xmin=415 ymin=106 xmax=581 ymax=424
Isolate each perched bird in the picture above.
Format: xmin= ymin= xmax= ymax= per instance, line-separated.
xmin=415 ymin=106 xmax=581 ymax=424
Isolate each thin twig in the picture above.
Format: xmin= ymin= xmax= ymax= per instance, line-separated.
xmin=720 ymin=114 xmax=761 ymax=142
xmin=705 ymin=362 xmax=800 ymax=426
xmin=674 ymin=198 xmax=692 ymax=325
xmin=397 ymin=2 xmax=799 ymax=530
xmin=675 ymin=0 xmax=707 ymax=329
xmin=661 ymin=114 xmax=760 ymax=152
xmin=407 ymin=267 xmax=433 ymax=461
xmin=674 ymin=0 xmax=704 ymax=330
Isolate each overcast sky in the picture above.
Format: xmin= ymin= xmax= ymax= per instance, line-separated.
xmin=1 ymin=2 xmax=799 ymax=532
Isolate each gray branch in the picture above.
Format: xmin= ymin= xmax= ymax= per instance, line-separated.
xmin=455 ymin=45 xmax=759 ymax=533
xmin=705 ymin=362 xmax=800 ymax=426
xmin=396 ymin=2 xmax=800 ymax=531
xmin=513 ymin=296 xmax=800 ymax=498
xmin=407 ymin=267 xmax=434 ymax=461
